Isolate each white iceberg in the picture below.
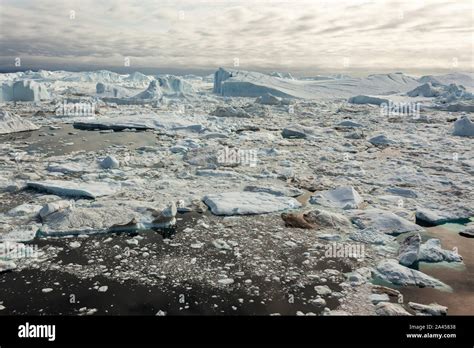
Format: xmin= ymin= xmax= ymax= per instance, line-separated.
xmin=214 ymin=68 xmax=419 ymax=99
xmin=0 ymin=109 xmax=39 ymax=134
xmin=0 ymin=80 xmax=50 ymax=102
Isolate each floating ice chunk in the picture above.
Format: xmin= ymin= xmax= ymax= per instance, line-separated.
xmin=385 ymin=187 xmax=418 ymax=198
xmin=217 ymin=278 xmax=234 ymax=285
xmin=0 ymin=109 xmax=39 ymax=135
xmin=373 ymin=259 xmax=451 ymax=290
xmin=69 ymin=241 xmax=81 ymax=249
xmin=243 ymin=185 xmax=303 ymax=197
xmin=351 ymin=208 xmax=421 ymax=235
xmin=348 ymin=95 xmax=389 ymax=106
xmin=100 ymin=155 xmax=120 ymax=169
xmin=7 ymin=203 xmax=42 ymax=218
xmin=203 ymin=192 xmax=301 ymax=216
xmin=375 ymin=302 xmax=411 ymax=316
xmin=408 ymin=302 xmax=448 ymax=316
xmin=452 ymin=115 xmax=474 ymax=137
xmin=419 ymin=239 xmax=462 ymax=263
xmin=368 ymin=134 xmax=396 ymax=146
xmin=303 ymin=209 xmax=352 ymax=229
xmin=39 ymin=200 xmax=72 ymax=219
xmin=415 ymin=207 xmax=473 ymax=226
xmin=73 ymin=114 xmax=204 ymax=133
xmin=98 ymin=286 xmax=108 ymax=293
xmin=407 ymin=82 xmax=441 ymax=97
xmin=27 ymin=180 xmax=120 ymax=199
xmin=398 ymin=234 xmax=421 ymax=266
xmin=310 ymin=186 xmax=363 ymax=210
xmin=281 ymin=125 xmax=315 ymax=139
xmin=39 ymin=200 xmax=176 ymax=237
xmin=47 ymin=162 xmax=89 ymax=174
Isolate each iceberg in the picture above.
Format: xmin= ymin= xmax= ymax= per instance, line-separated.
xmin=213 ymin=68 xmax=419 ymax=99
xmin=96 ymin=82 xmax=132 ymax=98
xmin=0 ymin=109 xmax=39 ymax=134
xmin=156 ymin=75 xmax=195 ymax=96
xmin=0 ymin=80 xmax=51 ymax=102
xmin=407 ymin=82 xmax=441 ymax=97
xmin=348 ymin=95 xmax=389 ymax=106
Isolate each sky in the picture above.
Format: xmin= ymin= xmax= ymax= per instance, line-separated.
xmin=0 ymin=0 xmax=472 ymax=75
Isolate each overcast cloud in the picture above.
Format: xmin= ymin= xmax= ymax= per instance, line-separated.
xmin=0 ymin=0 xmax=472 ymax=73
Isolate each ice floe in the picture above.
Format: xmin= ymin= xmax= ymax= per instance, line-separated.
xmin=203 ymin=191 xmax=301 ymax=215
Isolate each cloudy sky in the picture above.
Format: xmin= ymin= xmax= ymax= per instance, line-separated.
xmin=0 ymin=0 xmax=472 ymax=74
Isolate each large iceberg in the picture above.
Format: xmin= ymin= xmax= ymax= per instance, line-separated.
xmin=0 ymin=80 xmax=51 ymax=102
xmin=133 ymin=80 xmax=163 ymax=100
xmin=213 ymin=68 xmax=420 ymax=99
xmin=419 ymin=72 xmax=474 ymax=91
xmin=156 ymin=75 xmax=195 ymax=96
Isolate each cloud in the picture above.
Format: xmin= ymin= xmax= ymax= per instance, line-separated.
xmin=0 ymin=0 xmax=472 ymax=72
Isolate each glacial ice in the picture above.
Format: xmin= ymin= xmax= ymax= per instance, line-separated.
xmin=27 ymin=180 xmax=120 ymax=199
xmin=373 ymin=259 xmax=451 ymax=290
xmin=39 ymin=200 xmax=177 ymax=236
xmin=0 ymin=80 xmax=50 ymax=102
xmin=203 ymin=192 xmax=301 ymax=215
xmin=73 ymin=114 xmax=205 ymax=133
xmin=0 ymin=109 xmax=39 ymax=134
xmin=214 ymin=68 xmax=419 ymax=99
xmin=452 ymin=115 xmax=474 ymax=137
xmin=351 ymin=209 xmax=422 ymax=235
xmin=310 ymin=186 xmax=363 ymax=210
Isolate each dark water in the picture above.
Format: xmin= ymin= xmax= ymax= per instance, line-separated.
xmin=0 ymin=124 xmax=159 ymax=156
xmin=0 ymin=213 xmax=343 ymax=315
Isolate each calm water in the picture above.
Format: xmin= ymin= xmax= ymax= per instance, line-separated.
xmin=0 ymin=124 xmax=159 ymax=156
xmin=398 ymin=222 xmax=474 ymax=315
